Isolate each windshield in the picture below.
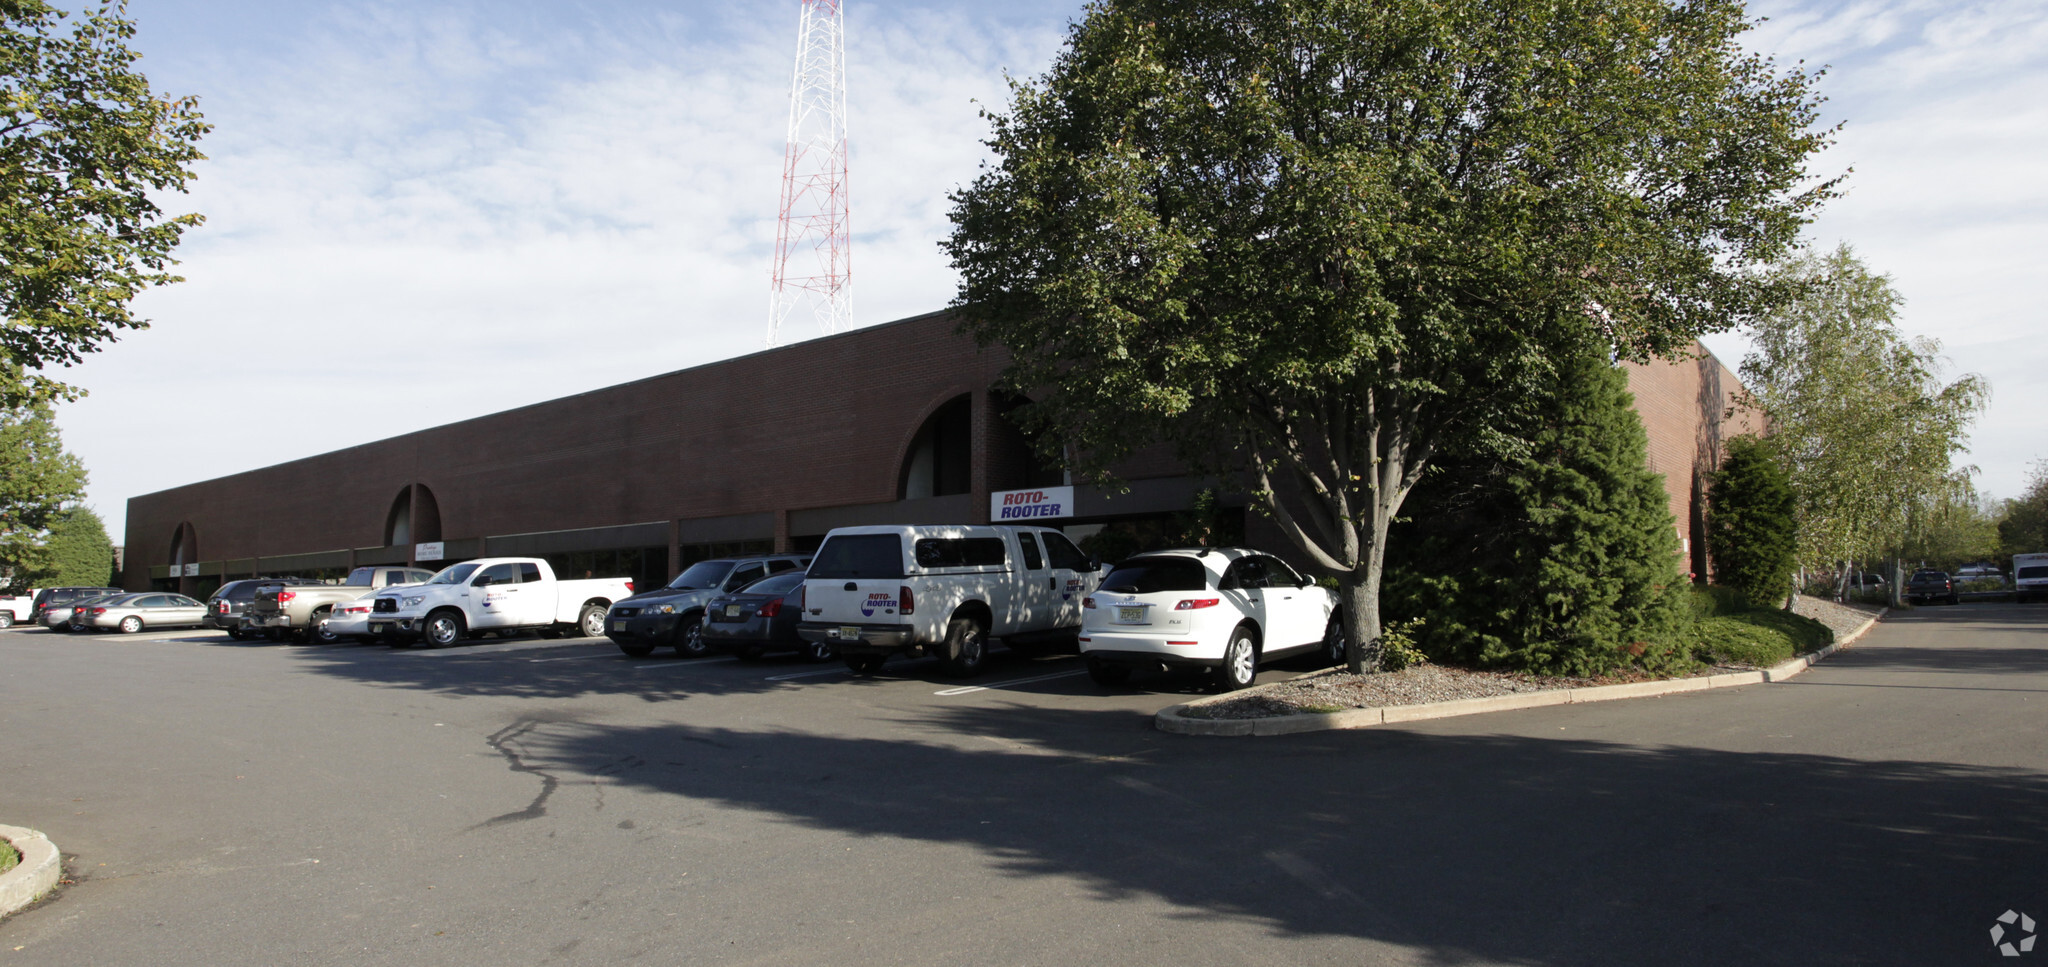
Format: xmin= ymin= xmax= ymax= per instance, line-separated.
xmin=666 ymin=561 xmax=731 ymax=591
xmin=427 ymin=563 xmax=481 ymax=586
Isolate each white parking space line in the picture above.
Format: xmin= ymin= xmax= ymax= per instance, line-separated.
xmin=765 ymin=667 xmax=851 ymax=681
xmin=933 ymin=668 xmax=1088 ymax=696
xmin=528 ymin=654 xmax=614 ymax=663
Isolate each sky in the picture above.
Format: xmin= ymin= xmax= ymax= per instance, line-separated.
xmin=43 ymin=0 xmax=2048 ymax=544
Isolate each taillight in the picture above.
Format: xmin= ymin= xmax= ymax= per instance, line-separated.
xmin=757 ymin=598 xmax=783 ymax=618
xmin=1083 ymin=596 xmax=1097 ymax=609
xmin=215 ymin=600 xmax=229 ymax=613
xmin=91 ymin=607 xmax=106 ymax=616
xmin=899 ymin=585 xmax=915 ymax=616
xmin=277 ymin=590 xmax=297 ymax=606
xmin=1175 ymin=598 xmax=1220 ymax=610
xmin=626 ymin=581 xmax=635 ymax=593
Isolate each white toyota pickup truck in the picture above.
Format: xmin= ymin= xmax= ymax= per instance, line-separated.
xmin=795 ymin=524 xmax=1101 ymax=676
xmin=367 ymin=557 xmax=634 ymax=647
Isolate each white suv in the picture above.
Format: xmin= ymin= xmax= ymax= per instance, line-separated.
xmin=1080 ymin=547 xmax=1341 ymax=691
xmin=795 ymin=524 xmax=1101 ymax=676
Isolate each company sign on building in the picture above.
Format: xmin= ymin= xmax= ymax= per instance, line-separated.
xmin=991 ymin=486 xmax=1074 ymax=521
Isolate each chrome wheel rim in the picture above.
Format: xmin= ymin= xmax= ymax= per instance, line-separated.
xmin=1229 ymin=637 xmax=1254 ymax=683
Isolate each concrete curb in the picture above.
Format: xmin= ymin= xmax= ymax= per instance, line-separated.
xmin=1157 ymin=608 xmax=1888 ymax=736
xmin=0 ymin=824 xmax=61 ymax=917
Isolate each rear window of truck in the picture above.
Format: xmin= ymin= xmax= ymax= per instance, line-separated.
xmin=809 ymin=535 xmax=907 ymax=579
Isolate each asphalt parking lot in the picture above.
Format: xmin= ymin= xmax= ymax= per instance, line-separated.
xmin=3 ymin=604 xmax=2044 ymax=967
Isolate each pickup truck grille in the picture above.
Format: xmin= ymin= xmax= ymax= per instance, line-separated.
xmin=373 ymin=598 xmax=397 ymax=613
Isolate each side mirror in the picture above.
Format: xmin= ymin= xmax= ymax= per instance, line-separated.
xmin=1300 ymin=575 xmax=1316 ymax=589
xmin=1089 ymin=556 xmax=1103 ymax=572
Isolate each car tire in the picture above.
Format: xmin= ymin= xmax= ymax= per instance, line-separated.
xmin=225 ymin=627 xmax=249 ymax=641
xmin=578 ymin=605 xmax=607 ymax=640
xmin=616 ymin=640 xmax=655 ymax=657
xmin=424 ymin=610 xmax=465 ymax=647
xmin=1086 ymin=655 xmax=1132 ymax=687
xmin=939 ymin=616 xmax=989 ymax=677
xmin=118 ymin=615 xmax=143 ymax=634
xmin=1949 ymin=594 xmax=1961 ymax=606
xmin=844 ymin=653 xmax=887 ymax=675
xmin=0 ymin=612 xmax=13 ymax=628
xmin=673 ymin=613 xmax=709 ymax=658
xmin=1214 ymin=626 xmax=1258 ymax=692
xmin=1320 ymin=615 xmax=1347 ymax=667
xmin=800 ymin=639 xmax=835 ymax=663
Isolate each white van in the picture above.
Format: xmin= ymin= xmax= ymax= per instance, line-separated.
xmin=795 ymin=524 xmax=1101 ymax=676
xmin=2014 ymin=553 xmax=2048 ymax=604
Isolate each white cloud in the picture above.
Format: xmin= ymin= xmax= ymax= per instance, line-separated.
xmin=59 ymin=2 xmax=1066 ymax=541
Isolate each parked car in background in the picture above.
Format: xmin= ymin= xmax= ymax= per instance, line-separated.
xmin=369 ymin=558 xmax=635 ymax=647
xmin=206 ymin=577 xmax=322 ymax=640
xmin=607 ymin=556 xmax=810 ymax=658
xmin=1080 ymin=547 xmax=1342 ymax=691
xmin=0 ymin=588 xmax=34 ymax=628
xmin=700 ymin=570 xmax=831 ymax=662
xmin=31 ymin=586 xmax=122 ymax=629
xmin=43 ymin=590 xmax=124 ymax=632
xmin=79 ymin=593 xmax=209 ymax=633
xmin=242 ymin=566 xmax=436 ymax=643
xmin=795 ymin=525 xmax=1100 ymax=677
xmin=2013 ymin=553 xmax=2048 ymax=604
xmin=1905 ymin=569 xmax=1960 ymax=606
xmin=317 ymin=590 xmax=380 ymax=643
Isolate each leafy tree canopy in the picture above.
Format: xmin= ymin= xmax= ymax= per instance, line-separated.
xmin=946 ymin=0 xmax=1833 ymax=670
xmin=1737 ymin=246 xmax=1988 ymax=572
xmin=0 ymin=403 xmax=86 ymax=590
xmin=1707 ymin=435 xmax=1797 ymax=608
xmin=43 ymin=502 xmax=110 ymax=587
xmin=1 ymin=0 xmax=208 ymax=408
xmin=1999 ymin=462 xmax=2048 ymax=556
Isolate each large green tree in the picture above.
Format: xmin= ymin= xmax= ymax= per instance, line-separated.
xmin=945 ymin=0 xmax=1833 ymax=670
xmin=1384 ymin=333 xmax=1689 ymax=676
xmin=1 ymin=0 xmax=207 ymax=408
xmin=1738 ymin=246 xmax=1987 ymax=583
xmin=42 ymin=503 xmax=110 ymax=586
xmin=1999 ymin=462 xmax=2048 ymax=556
xmin=0 ymin=403 xmax=86 ymax=590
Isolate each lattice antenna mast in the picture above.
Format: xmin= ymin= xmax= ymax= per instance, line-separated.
xmin=769 ymin=0 xmax=850 ymax=346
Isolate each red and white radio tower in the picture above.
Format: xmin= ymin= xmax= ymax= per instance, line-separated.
xmin=769 ymin=0 xmax=850 ymax=346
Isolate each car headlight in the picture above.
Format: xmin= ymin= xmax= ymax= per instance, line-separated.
xmin=402 ymin=596 xmax=424 ymax=608
xmin=655 ymin=604 xmax=675 ymax=614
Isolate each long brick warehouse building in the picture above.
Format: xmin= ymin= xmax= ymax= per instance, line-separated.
xmin=125 ymin=310 xmax=1753 ymax=596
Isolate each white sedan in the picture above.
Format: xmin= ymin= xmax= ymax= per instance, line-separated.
xmin=1079 ymin=547 xmax=1342 ymax=690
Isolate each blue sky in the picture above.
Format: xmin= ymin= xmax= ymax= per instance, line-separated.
xmin=53 ymin=0 xmax=2048 ymax=543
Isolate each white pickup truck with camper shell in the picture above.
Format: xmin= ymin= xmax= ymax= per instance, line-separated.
xmin=0 ymin=588 xmax=34 ymax=628
xmin=367 ymin=557 xmax=634 ymax=647
xmin=2014 ymin=553 xmax=2048 ymax=604
xmin=795 ymin=524 xmax=1102 ymax=677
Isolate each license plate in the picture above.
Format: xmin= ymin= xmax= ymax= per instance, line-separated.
xmin=612 ymin=620 xmax=626 ymax=632
xmin=1116 ymin=606 xmax=1147 ymax=624
xmin=838 ymin=625 xmax=861 ymax=640
xmin=726 ymin=605 xmax=742 ymax=617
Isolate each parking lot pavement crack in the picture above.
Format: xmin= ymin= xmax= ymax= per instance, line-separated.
xmin=473 ymin=720 xmax=561 ymax=829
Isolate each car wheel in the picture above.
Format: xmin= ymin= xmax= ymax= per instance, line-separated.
xmin=118 ymin=615 xmax=143 ymax=634
xmin=1949 ymin=594 xmax=1961 ymax=606
xmin=673 ymin=613 xmax=710 ymax=658
xmin=1214 ymin=626 xmax=1258 ymax=692
xmin=0 ymin=612 xmax=13 ymax=628
xmin=1086 ymin=655 xmax=1132 ymax=687
xmin=424 ymin=610 xmax=465 ymax=647
xmin=844 ymin=654 xmax=887 ymax=675
xmin=800 ymin=639 xmax=835 ymax=663
xmin=225 ymin=627 xmax=249 ymax=641
xmin=616 ymin=639 xmax=655 ymax=657
xmin=1321 ymin=615 xmax=1347 ymax=667
xmin=578 ymin=605 xmax=607 ymax=639
xmin=940 ymin=616 xmax=989 ymax=677
xmin=311 ymin=614 xmax=341 ymax=644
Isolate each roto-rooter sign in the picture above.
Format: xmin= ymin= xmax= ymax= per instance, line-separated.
xmin=991 ymin=486 xmax=1074 ymax=521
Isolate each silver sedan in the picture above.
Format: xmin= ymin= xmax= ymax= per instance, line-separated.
xmin=83 ymin=593 xmax=209 ymax=634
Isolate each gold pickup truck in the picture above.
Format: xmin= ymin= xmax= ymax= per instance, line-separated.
xmin=242 ymin=566 xmax=438 ymax=643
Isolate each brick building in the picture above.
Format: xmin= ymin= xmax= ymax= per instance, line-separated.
xmin=124 ymin=310 xmax=1753 ymax=596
